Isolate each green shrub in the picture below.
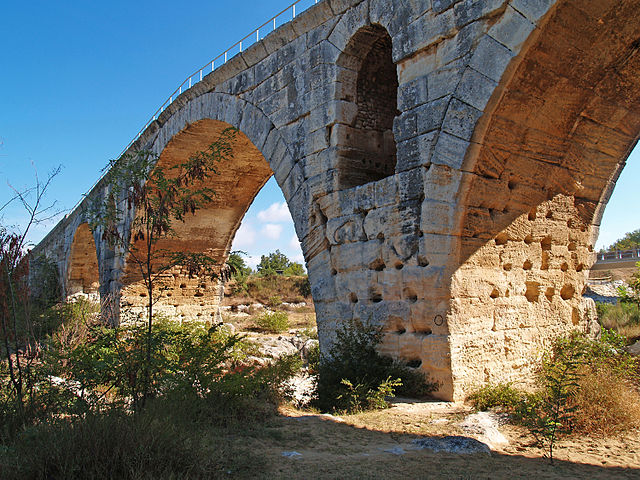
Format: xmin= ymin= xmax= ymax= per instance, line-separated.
xmin=255 ymin=311 xmax=289 ymax=333
xmin=315 ymin=319 xmax=439 ymax=413
xmin=468 ymin=383 xmax=523 ymax=412
xmin=596 ymin=301 xmax=640 ymax=342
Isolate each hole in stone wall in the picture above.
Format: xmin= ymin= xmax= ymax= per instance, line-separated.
xmin=541 ymin=251 xmax=549 ymax=270
xmin=576 ymin=263 xmax=584 ymax=272
xmin=180 ymin=283 xmax=187 ymax=289
xmin=369 ymin=258 xmax=386 ymax=271
xmin=523 ymin=234 xmax=533 ymax=245
xmin=396 ymin=327 xmax=406 ymax=334
xmin=545 ymin=287 xmax=555 ymax=302
xmin=417 ymin=255 xmax=430 ymax=267
xmin=541 ymin=236 xmax=552 ymax=251
xmin=490 ymin=288 xmax=499 ymax=299
xmin=406 ymin=359 xmax=422 ymax=368
xmin=495 ymin=233 xmax=508 ymax=245
xmin=331 ymin=268 xmax=338 ymax=276
xmin=523 ymin=259 xmax=533 ymax=270
xmin=528 ymin=208 xmax=537 ymax=221
xmin=404 ymin=287 xmax=418 ymax=303
xmin=370 ymin=287 xmax=383 ymax=303
xmin=546 ymin=210 xmax=553 ymax=219
xmin=568 ymin=242 xmax=577 ymax=251
xmin=560 ymin=284 xmax=575 ymax=300
xmin=337 ymin=25 xmax=399 ymax=189
xmin=525 ymin=282 xmax=540 ymax=302
xmin=572 ymin=307 xmax=580 ymax=325
xmin=349 ymin=292 xmax=359 ymax=303
xmin=508 ymin=179 xmax=517 ymax=190
xmin=503 ymin=263 xmax=512 ymax=271
xmin=560 ymin=262 xmax=569 ymax=272
xmin=394 ymin=261 xmax=404 ymax=270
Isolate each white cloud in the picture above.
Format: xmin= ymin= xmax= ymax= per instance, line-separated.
xmin=257 ymin=202 xmax=292 ymax=223
xmin=261 ymin=223 xmax=283 ymax=240
xmin=232 ymin=222 xmax=256 ymax=248
xmin=289 ymin=234 xmax=300 ymax=249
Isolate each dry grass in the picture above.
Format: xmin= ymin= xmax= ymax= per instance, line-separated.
xmin=572 ymin=368 xmax=640 ymax=436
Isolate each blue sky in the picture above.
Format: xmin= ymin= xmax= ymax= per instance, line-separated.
xmin=0 ymin=0 xmax=638 ymax=264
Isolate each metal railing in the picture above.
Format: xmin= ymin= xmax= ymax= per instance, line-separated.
xmin=70 ymin=0 xmax=319 ymax=214
xmin=596 ymin=249 xmax=640 ymax=262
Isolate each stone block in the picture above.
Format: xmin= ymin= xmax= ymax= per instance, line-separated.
xmin=488 ymin=6 xmax=536 ymax=53
xmin=262 ymin=22 xmax=298 ymax=55
xmin=454 ymin=67 xmax=498 ymax=111
xmin=328 ymin=0 xmax=370 ymax=52
xmin=398 ymin=75 xmax=429 ymax=111
xmin=397 ymin=168 xmax=424 ymax=203
xmin=424 ymin=163 xmax=463 ymax=202
xmin=307 ymin=18 xmax=340 ymax=48
xmin=374 ymin=176 xmax=399 ymax=208
xmin=290 ymin=1 xmax=335 ymax=37
xmin=396 ymin=131 xmax=437 ymax=173
xmin=454 ymin=0 xmax=506 ymax=29
xmin=431 ymin=131 xmax=470 ymax=169
xmin=441 ymin=98 xmax=483 ymax=141
xmin=328 ymin=0 xmax=365 ymax=16
xmin=469 ymin=35 xmax=514 ymax=82
xmin=240 ymin=41 xmax=269 ymax=68
xmin=426 ymin=60 xmax=465 ymax=101
xmin=510 ymin=0 xmax=553 ymax=24
xmin=420 ymin=200 xmax=456 ymax=235
xmin=415 ymin=96 xmax=450 ymax=135
xmin=393 ymin=110 xmax=418 ymax=142
xmin=326 ymin=213 xmax=365 ymax=244
xmin=436 ymin=20 xmax=484 ymax=66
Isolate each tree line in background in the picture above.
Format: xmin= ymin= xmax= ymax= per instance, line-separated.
xmin=601 ymin=228 xmax=640 ymax=252
xmin=227 ymin=250 xmax=305 ymax=278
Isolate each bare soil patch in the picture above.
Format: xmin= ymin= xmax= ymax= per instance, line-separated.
xmin=229 ymin=400 xmax=640 ymax=479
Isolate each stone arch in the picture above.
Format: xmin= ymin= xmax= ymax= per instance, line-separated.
xmin=66 ymin=222 xmax=100 ymax=298
xmin=447 ymin=0 xmax=640 ymax=397
xmin=334 ymin=24 xmax=399 ymax=189
xmin=118 ymin=93 xmax=309 ymax=322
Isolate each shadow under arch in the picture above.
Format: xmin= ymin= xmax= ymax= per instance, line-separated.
xmin=448 ymin=0 xmax=640 ymax=397
xmin=66 ymin=222 xmax=100 ymax=299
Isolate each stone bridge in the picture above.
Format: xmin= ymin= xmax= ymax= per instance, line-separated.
xmin=32 ymin=0 xmax=640 ymax=400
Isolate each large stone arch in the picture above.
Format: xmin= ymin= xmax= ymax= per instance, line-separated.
xmin=66 ymin=222 xmax=100 ymax=299
xmin=447 ymin=0 xmax=640 ymax=398
xmin=117 ymin=93 xmax=312 ymax=322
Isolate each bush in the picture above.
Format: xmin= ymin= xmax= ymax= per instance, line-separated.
xmin=315 ymin=319 xmax=439 ymax=414
xmin=468 ymin=329 xmax=640 ymax=448
xmin=597 ymin=301 xmax=640 ymax=342
xmin=255 ymin=311 xmax=289 ymax=334
xmin=468 ymin=383 xmax=523 ymax=412
xmin=0 ymin=406 xmax=264 ymax=480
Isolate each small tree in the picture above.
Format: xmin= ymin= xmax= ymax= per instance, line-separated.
xmin=0 ymin=167 xmax=62 ymax=425
xmin=89 ymin=127 xmax=237 ymax=408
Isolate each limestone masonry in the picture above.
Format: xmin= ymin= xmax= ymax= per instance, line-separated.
xmin=32 ymin=0 xmax=640 ymax=400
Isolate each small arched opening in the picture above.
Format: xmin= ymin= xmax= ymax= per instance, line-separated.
xmin=336 ymin=25 xmax=399 ymax=189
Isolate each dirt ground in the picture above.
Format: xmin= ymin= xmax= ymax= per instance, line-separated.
xmin=234 ymin=400 xmax=640 ymax=479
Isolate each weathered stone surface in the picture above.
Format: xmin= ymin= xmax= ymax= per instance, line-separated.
xmin=32 ymin=0 xmax=640 ymax=402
